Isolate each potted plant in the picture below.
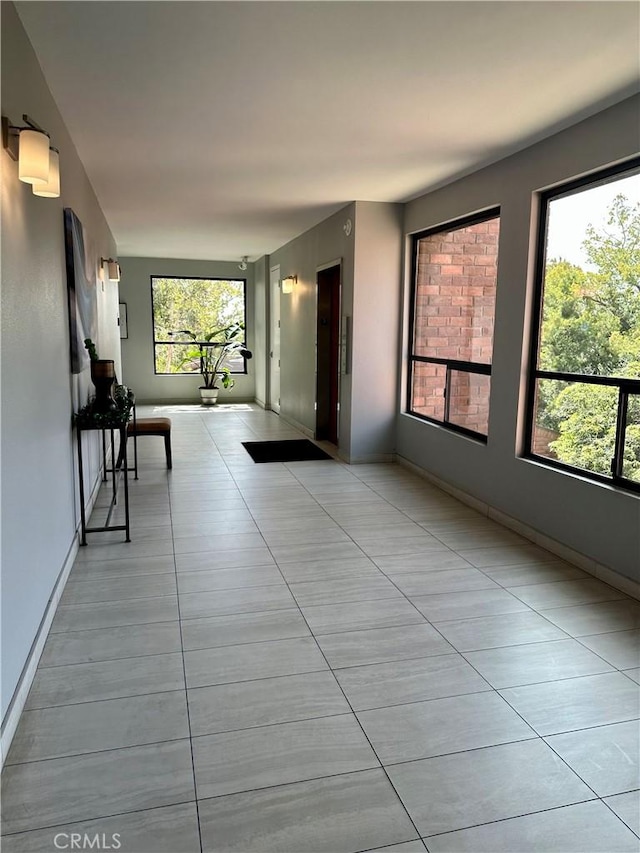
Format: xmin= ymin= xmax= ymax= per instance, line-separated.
xmin=171 ymin=323 xmax=252 ymax=405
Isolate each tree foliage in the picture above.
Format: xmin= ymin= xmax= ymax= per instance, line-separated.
xmin=535 ymin=193 xmax=640 ymax=481
xmin=151 ymin=277 xmax=245 ymax=374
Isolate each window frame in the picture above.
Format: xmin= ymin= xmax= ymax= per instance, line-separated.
xmin=150 ymin=275 xmax=248 ymax=377
xmin=407 ymin=207 xmax=501 ymax=443
xmin=524 ymin=159 xmax=640 ymax=494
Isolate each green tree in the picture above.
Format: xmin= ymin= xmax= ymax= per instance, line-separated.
xmin=583 ymin=194 xmax=640 ymax=329
xmin=535 ymin=194 xmax=640 ymax=481
xmin=539 ymin=260 xmax=619 ymax=377
xmin=151 ymin=278 xmax=245 ymax=373
xmin=546 ymin=387 xmax=640 ymax=480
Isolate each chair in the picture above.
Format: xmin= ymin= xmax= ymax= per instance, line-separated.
xmin=118 ymin=416 xmax=172 ymax=477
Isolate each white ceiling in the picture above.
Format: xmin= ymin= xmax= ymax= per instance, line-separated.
xmin=16 ymin=1 xmax=640 ymax=262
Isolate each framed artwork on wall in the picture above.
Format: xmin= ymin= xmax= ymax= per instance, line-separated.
xmin=64 ymin=208 xmax=97 ymax=374
xmin=119 ymin=302 xmax=128 ymax=339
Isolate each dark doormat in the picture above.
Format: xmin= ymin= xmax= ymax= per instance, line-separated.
xmin=242 ymin=439 xmax=333 ymax=463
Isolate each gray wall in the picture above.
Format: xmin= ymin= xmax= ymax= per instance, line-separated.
xmin=351 ymin=201 xmax=403 ymax=461
xmin=267 ymin=201 xmax=403 ymax=462
xmin=1 ymin=2 xmax=119 ymax=720
xmin=118 ymin=256 xmax=255 ymax=404
xmin=269 ymin=203 xmax=356 ymax=445
xmin=399 ymin=95 xmax=640 ymax=582
xmin=3 ymin=0 xmax=637 ymax=734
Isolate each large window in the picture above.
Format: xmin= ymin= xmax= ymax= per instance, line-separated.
xmin=151 ymin=276 xmax=247 ymax=375
xmin=527 ymin=161 xmax=640 ymax=491
xmin=408 ymin=210 xmax=501 ymax=440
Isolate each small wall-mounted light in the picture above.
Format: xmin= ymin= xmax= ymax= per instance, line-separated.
xmin=282 ymin=275 xmax=297 ymax=294
xmin=101 ymin=258 xmax=121 ymax=282
xmin=2 ymin=114 xmax=60 ymax=197
xmin=32 ymin=147 xmax=60 ymax=197
xmin=238 ymin=256 xmax=248 ymax=271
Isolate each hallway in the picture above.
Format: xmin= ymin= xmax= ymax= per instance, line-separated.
xmin=2 ymin=406 xmax=639 ymax=852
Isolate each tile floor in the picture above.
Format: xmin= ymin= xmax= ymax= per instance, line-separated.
xmin=2 ymin=405 xmax=639 ymax=852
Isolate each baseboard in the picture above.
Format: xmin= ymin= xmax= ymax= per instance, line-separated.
xmin=0 ymin=535 xmax=78 ymax=766
xmin=136 ymin=397 xmax=256 ymax=406
xmin=397 ymin=455 xmax=640 ymax=602
xmin=1 ymin=462 xmax=103 ymax=767
xmin=347 ymin=453 xmax=396 ymax=464
xmin=338 ymin=450 xmax=397 ymax=464
xmin=278 ymin=412 xmax=314 ymax=439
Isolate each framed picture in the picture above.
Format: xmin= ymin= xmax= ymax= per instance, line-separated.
xmin=64 ymin=208 xmax=97 ymax=373
xmin=119 ymin=302 xmax=128 ymax=339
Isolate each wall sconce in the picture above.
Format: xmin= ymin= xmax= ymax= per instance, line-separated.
xmin=2 ymin=114 xmax=60 ymax=197
xmin=282 ymin=275 xmax=297 ymax=294
xmin=32 ymin=147 xmax=60 ymax=197
xmin=101 ymin=258 xmax=121 ymax=282
xmin=238 ymin=256 xmax=248 ymax=271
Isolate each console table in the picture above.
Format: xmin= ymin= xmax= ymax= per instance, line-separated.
xmin=74 ymin=393 xmax=134 ymax=544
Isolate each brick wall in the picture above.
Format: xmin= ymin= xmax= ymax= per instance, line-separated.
xmin=448 ymin=371 xmax=491 ymax=434
xmin=532 ymin=425 xmax=559 ymax=458
xmin=411 ymin=217 xmax=499 ymax=431
xmin=411 ymin=362 xmax=446 ymax=422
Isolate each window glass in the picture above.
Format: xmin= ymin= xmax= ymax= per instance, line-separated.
xmin=151 ymin=277 xmax=246 ymax=374
xmin=410 ymin=362 xmax=446 ymax=422
xmin=528 ymin=164 xmax=640 ymax=490
xmin=448 ymin=370 xmax=491 ymax=435
xmin=531 ymin=378 xmax=618 ymax=477
xmin=623 ymin=394 xmax=640 ymax=484
xmin=409 ymin=211 xmax=500 ymax=439
xmin=538 ymin=175 xmax=640 ymax=380
xmin=413 ymin=218 xmax=499 ymax=364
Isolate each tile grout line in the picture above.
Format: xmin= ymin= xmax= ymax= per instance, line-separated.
xmin=0 ymin=798 xmax=198 ymax=841
xmin=167 ymin=433 xmax=205 ymax=853
xmin=150 ymin=415 xmax=640 ymax=833
xmin=416 ymin=798 xmax=611 ymax=845
xmin=295 ymin=461 xmax=640 ymax=838
xmin=352 ymin=478 xmax=637 ymax=832
xmin=218 ymin=445 xmax=427 ymax=847
xmin=2 ymin=735 xmax=192 ymax=768
xmin=265 ymin=464 xmax=627 ymax=847
xmin=6 ymin=407 xmax=638 ymax=847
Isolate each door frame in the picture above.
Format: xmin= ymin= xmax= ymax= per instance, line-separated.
xmin=268 ymin=264 xmax=281 ymax=413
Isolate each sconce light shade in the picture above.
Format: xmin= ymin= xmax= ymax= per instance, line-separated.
xmin=18 ymin=128 xmax=50 ymax=184
xmin=101 ymin=258 xmax=121 ymax=282
xmin=107 ymin=260 xmax=121 ymax=282
xmin=282 ymin=275 xmax=296 ymax=294
xmin=32 ymin=148 xmax=60 ymax=197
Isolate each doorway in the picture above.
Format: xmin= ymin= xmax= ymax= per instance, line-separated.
xmin=316 ymin=264 xmax=341 ymax=444
xmin=269 ymin=265 xmax=281 ymax=413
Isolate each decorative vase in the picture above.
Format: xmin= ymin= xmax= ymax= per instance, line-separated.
xmin=200 ymin=387 xmax=219 ymax=405
xmin=90 ymin=359 xmax=117 ymax=412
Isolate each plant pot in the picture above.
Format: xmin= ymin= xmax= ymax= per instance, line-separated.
xmin=90 ymin=359 xmax=117 ymax=412
xmin=200 ymin=387 xmax=219 ymax=405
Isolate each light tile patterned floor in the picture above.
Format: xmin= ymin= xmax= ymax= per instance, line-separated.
xmin=2 ymin=405 xmax=639 ymax=852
